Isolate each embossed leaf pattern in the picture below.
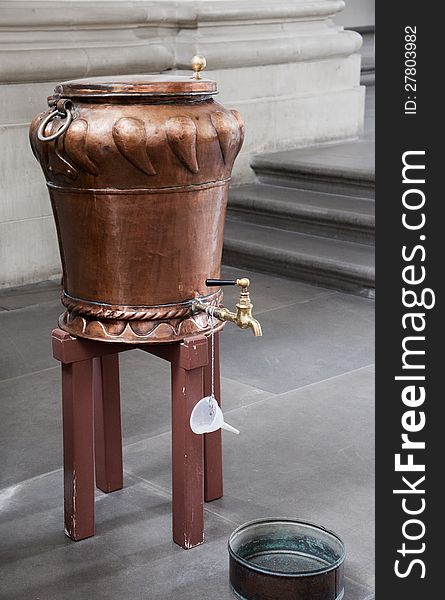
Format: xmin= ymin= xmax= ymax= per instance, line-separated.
xmin=55 ymin=137 xmax=78 ymax=180
xmin=29 ymin=115 xmax=41 ymax=160
xmin=165 ymin=116 xmax=199 ymax=174
xmin=230 ymin=109 xmax=245 ymax=155
xmin=29 ymin=114 xmax=49 ymax=166
xmin=64 ymin=119 xmax=99 ymax=176
xmin=210 ymin=110 xmax=242 ymax=166
xmin=112 ymin=117 xmax=156 ymax=176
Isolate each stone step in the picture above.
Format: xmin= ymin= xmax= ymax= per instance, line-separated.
xmin=251 ymin=139 xmax=375 ymax=199
xmin=223 ymin=219 xmax=375 ymax=296
xmin=228 ymin=183 xmax=374 ymax=244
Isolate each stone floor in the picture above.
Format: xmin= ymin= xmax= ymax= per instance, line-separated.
xmin=0 ymin=267 xmax=375 ymax=600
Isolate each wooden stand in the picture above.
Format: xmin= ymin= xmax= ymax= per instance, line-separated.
xmin=51 ymin=328 xmax=223 ymax=549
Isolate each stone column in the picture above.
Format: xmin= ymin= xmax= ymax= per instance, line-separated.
xmin=0 ymin=0 xmax=363 ymax=287
xmin=171 ymin=1 xmax=364 ymax=180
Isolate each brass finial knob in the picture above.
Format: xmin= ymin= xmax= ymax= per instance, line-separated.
xmin=191 ymin=55 xmax=206 ymax=80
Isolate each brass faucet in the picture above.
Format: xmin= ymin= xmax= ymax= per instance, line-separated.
xmin=192 ymin=278 xmax=262 ymax=336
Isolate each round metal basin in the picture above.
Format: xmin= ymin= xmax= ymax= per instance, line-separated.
xmin=228 ymin=519 xmax=345 ymax=600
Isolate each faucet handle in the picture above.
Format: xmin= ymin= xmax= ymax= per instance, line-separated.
xmin=206 ymin=279 xmax=237 ymax=287
xmin=206 ymin=278 xmax=250 ymax=290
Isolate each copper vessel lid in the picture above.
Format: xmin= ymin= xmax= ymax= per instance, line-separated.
xmin=55 ymin=75 xmax=217 ymax=99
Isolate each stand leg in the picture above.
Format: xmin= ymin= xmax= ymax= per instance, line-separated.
xmin=62 ymin=359 xmax=95 ymax=541
xmin=93 ymin=354 xmax=123 ymax=493
xmin=170 ymin=337 xmax=208 ymax=549
xmin=204 ymin=332 xmax=223 ymax=502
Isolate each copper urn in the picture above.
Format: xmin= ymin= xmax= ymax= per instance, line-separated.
xmin=30 ymin=70 xmax=244 ymax=344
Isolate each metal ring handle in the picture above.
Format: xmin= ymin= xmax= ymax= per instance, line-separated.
xmin=37 ymin=104 xmax=73 ymax=142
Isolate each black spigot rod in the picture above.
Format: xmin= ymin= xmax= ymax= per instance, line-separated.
xmin=205 ymin=279 xmax=237 ymax=287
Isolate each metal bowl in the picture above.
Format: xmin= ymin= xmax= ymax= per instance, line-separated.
xmin=228 ymin=519 xmax=345 ymax=600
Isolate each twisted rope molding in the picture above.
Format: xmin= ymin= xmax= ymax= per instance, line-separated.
xmin=61 ymin=290 xmax=222 ymax=321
